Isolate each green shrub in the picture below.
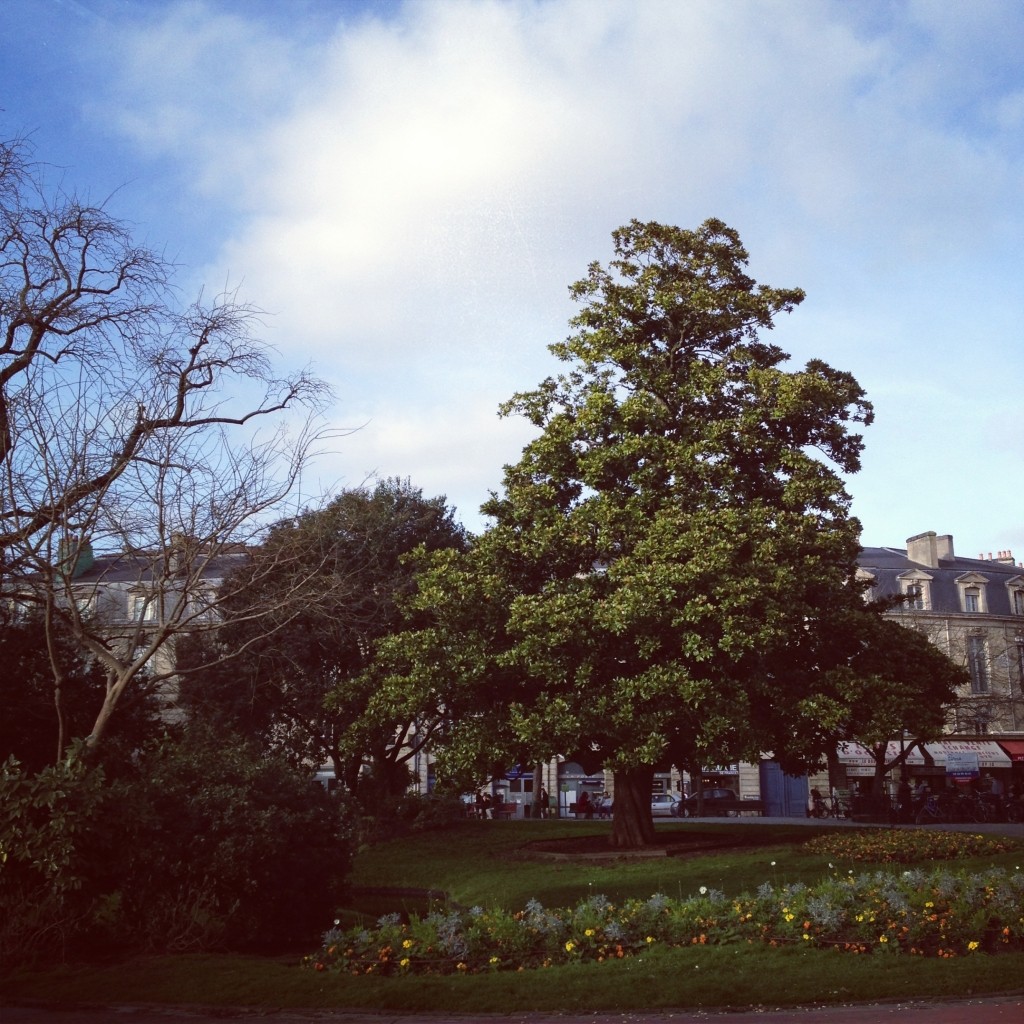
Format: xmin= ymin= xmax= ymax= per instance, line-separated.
xmin=0 ymin=731 xmax=355 ymax=963
xmin=0 ymin=747 xmax=110 ymax=964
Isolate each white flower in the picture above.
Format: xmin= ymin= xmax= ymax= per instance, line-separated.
xmin=699 ymin=886 xmax=708 ymax=895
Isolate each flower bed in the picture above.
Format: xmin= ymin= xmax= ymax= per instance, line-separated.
xmin=305 ymin=865 xmax=1023 ymax=975
xmin=803 ymin=828 xmax=1021 ymax=863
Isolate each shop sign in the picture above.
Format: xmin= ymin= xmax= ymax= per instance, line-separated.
xmin=945 ymin=751 xmax=980 ymax=780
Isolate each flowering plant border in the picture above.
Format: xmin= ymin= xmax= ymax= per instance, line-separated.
xmin=306 ymin=865 xmax=1023 ymax=975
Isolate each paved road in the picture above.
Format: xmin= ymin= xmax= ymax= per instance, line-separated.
xmin=3 ymin=996 xmax=1024 ymax=1023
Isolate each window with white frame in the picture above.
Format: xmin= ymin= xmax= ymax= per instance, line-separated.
xmin=966 ymin=634 xmax=989 ymax=693
xmin=898 ymin=572 xmax=932 ymax=610
xmin=1009 ymin=580 xmax=1024 ymax=616
xmin=129 ymin=592 xmax=156 ymax=623
xmin=856 ymin=568 xmax=876 ymax=602
xmin=955 ymin=573 xmax=988 ymax=614
xmin=190 ymin=587 xmax=217 ymax=622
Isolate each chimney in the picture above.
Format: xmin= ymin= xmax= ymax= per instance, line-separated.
xmin=906 ymin=531 xmax=939 ymax=568
xmin=935 ymin=535 xmax=954 ymax=562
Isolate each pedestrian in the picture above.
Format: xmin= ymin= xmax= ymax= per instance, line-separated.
xmin=577 ymin=790 xmax=593 ymax=819
xmin=897 ymin=778 xmax=912 ymax=823
xmin=539 ymin=786 xmax=549 ymax=818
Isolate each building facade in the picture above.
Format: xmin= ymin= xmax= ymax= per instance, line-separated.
xmin=857 ymin=531 xmax=1024 ymax=737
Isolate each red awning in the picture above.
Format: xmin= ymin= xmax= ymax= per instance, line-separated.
xmin=999 ymin=740 xmax=1024 ymax=763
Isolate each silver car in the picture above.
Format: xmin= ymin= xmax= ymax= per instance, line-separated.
xmin=650 ymin=793 xmax=677 ymax=817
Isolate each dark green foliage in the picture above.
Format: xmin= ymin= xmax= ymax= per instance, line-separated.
xmin=0 ymin=731 xmax=353 ymax=964
xmin=178 ymin=477 xmax=468 ymax=802
xmin=0 ymin=611 xmax=159 ymax=772
xmin=0 ymin=745 xmax=109 ymax=964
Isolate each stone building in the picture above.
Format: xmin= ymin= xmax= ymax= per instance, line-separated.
xmin=857 ymin=531 xmax=1024 ymax=737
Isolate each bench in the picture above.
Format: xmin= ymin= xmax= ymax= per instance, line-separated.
xmin=492 ymin=804 xmax=516 ymax=820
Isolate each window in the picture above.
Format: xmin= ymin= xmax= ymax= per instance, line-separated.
xmin=190 ymin=587 xmax=217 ymax=622
xmin=967 ymin=635 xmax=988 ymax=693
xmin=898 ymin=572 xmax=931 ymax=611
xmin=129 ymin=592 xmax=156 ymax=622
xmin=955 ymin=573 xmax=988 ymax=614
xmin=1013 ymin=589 xmax=1024 ymax=616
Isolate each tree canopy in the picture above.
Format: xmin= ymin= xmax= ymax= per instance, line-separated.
xmin=376 ymin=219 xmax=879 ymax=846
xmin=179 ymin=477 xmax=468 ymax=799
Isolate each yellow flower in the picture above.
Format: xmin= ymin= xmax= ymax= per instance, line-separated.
xmin=879 ymin=936 xmax=888 ymax=944
xmin=585 ymin=928 xmax=594 ymax=937
xmin=565 ymin=941 xmax=574 ymax=952
xmin=399 ymin=958 xmax=410 ymax=968
xmin=646 ymin=936 xmax=655 ymax=944
xmin=968 ymin=941 xmax=980 ymax=951
xmin=402 ymin=939 xmax=413 ymax=949
xmin=490 ymin=956 xmax=499 ymax=964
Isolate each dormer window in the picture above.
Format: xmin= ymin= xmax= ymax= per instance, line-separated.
xmin=1007 ymin=576 xmax=1024 ymax=616
xmin=955 ymin=572 xmax=988 ymax=614
xmin=855 ymin=568 xmax=876 ymax=602
xmin=897 ymin=570 xmax=932 ymax=611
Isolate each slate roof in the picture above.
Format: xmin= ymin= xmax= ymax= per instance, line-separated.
xmin=858 ymin=544 xmax=1024 ymax=618
xmin=69 ymin=547 xmax=250 ymax=585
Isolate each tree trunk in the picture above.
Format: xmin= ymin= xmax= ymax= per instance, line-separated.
xmin=609 ymin=766 xmax=656 ymax=848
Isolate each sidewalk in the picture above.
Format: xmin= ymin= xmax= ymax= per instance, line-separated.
xmin=3 ymin=995 xmax=1023 ymax=1024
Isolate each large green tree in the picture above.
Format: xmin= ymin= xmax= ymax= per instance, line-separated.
xmin=380 ymin=219 xmax=878 ymax=847
xmin=179 ymin=477 xmax=468 ymax=800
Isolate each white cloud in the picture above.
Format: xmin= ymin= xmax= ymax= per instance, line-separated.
xmin=86 ymin=0 xmax=1024 ymax=549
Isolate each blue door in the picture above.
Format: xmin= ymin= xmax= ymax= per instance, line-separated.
xmin=759 ymin=761 xmax=809 ymax=817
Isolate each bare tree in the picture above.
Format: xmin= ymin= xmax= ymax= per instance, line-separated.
xmin=0 ymin=135 xmax=338 ymax=755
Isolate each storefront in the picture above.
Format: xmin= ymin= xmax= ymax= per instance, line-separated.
xmin=997 ymin=740 xmax=1024 ymax=794
xmin=834 ymin=741 xmax=926 ymax=784
xmin=922 ymin=739 xmax=1011 ymax=790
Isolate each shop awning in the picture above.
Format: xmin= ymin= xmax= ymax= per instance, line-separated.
xmin=836 ymin=741 xmax=926 ymax=776
xmin=923 ymin=740 xmax=1011 ymax=769
xmin=998 ymin=740 xmax=1024 ymax=763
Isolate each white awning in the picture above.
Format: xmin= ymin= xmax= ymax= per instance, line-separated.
xmin=923 ymin=740 xmax=1011 ymax=769
xmin=836 ymin=741 xmax=926 ymax=775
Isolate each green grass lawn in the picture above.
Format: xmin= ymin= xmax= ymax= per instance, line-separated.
xmin=4 ymin=819 xmax=1023 ymax=1014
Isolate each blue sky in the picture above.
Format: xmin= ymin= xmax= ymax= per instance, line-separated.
xmin=2 ymin=0 xmax=1022 ymax=559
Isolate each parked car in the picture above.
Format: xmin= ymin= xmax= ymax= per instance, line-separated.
xmin=650 ymin=793 xmax=677 ymax=817
xmin=671 ymin=788 xmax=739 ymax=817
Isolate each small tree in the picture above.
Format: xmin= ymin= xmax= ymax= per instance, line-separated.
xmin=378 ymin=219 xmax=876 ymax=847
xmin=0 ymin=135 xmax=333 ymax=755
